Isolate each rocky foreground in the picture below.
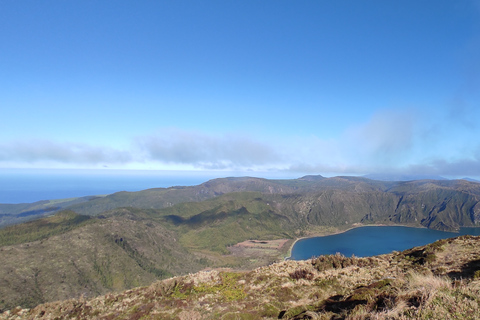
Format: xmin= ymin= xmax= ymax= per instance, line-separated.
xmin=2 ymin=235 xmax=480 ymax=320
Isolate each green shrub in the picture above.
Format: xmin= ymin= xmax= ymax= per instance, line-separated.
xmin=474 ymin=270 xmax=480 ymax=280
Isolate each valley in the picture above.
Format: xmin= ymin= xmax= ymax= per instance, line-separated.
xmin=0 ymin=175 xmax=479 ymax=313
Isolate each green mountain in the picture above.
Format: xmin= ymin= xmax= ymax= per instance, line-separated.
xmin=38 ymin=176 xmax=480 ymax=232
xmin=0 ymin=175 xmax=479 ymax=311
xmin=3 ymin=176 xmax=479 ymax=231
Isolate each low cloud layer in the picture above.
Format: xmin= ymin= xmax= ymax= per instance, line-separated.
xmin=135 ymin=129 xmax=282 ymax=170
xmin=406 ymin=148 xmax=480 ymax=178
xmin=1 ymin=111 xmax=479 ymax=178
xmin=343 ymin=110 xmax=417 ymax=166
xmin=0 ymin=140 xmax=132 ymax=165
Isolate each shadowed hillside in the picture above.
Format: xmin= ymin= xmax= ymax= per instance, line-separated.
xmin=3 ymin=176 xmax=480 ymax=232
xmin=63 ymin=176 xmax=480 ymax=232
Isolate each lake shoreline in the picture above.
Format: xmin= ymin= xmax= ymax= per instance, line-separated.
xmin=286 ymin=224 xmax=480 ymax=261
xmin=284 ymin=223 xmax=432 ymax=260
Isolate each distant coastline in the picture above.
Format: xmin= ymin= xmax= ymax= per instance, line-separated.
xmin=0 ymin=169 xmax=305 ymax=204
xmin=0 ymin=172 xmax=206 ymax=204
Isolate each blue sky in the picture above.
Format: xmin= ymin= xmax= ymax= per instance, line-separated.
xmin=1 ymin=1 xmax=480 ymax=178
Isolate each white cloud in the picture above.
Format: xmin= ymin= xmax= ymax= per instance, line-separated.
xmin=135 ymin=129 xmax=283 ymax=170
xmin=405 ymin=146 xmax=480 ymax=177
xmin=342 ymin=110 xmax=416 ymax=165
xmin=1 ymin=113 xmax=479 ymax=179
xmin=283 ymin=108 xmax=480 ymax=178
xmin=0 ymin=140 xmax=132 ymax=165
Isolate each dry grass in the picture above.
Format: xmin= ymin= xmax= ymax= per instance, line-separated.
xmin=1 ymin=236 xmax=480 ymax=320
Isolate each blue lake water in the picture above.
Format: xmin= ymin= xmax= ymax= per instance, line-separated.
xmin=290 ymin=226 xmax=480 ymax=260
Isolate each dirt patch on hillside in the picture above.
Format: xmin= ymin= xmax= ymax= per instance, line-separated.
xmin=227 ymin=239 xmax=292 ymax=268
xmin=234 ymin=239 xmax=289 ymax=249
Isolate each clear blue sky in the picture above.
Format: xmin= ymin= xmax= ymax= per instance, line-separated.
xmin=1 ymin=1 xmax=480 ymax=178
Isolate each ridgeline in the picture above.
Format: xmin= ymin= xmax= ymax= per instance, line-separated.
xmin=0 ymin=175 xmax=479 ymax=313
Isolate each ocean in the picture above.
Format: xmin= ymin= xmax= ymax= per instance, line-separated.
xmin=0 ymin=170 xmax=202 ymax=204
xmin=0 ymin=169 xmax=302 ymax=204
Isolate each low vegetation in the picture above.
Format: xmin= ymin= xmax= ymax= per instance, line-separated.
xmin=2 ymin=235 xmax=480 ymax=319
xmin=0 ymin=210 xmax=93 ymax=246
xmin=0 ymin=197 xmax=102 ymax=228
xmin=1 ymin=176 xmax=480 ymax=316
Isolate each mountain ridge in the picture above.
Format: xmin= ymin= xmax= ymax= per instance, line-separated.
xmin=1 ymin=175 xmax=480 ymax=311
xmin=2 ymin=175 xmax=479 ymax=228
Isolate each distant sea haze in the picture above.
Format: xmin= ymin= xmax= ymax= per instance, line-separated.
xmin=0 ymin=169 xmax=302 ymax=204
xmin=0 ymin=170 xmax=214 ymax=204
xmin=3 ymin=169 xmax=477 ymax=204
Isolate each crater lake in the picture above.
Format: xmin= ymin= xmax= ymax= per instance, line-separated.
xmin=290 ymin=226 xmax=480 ymax=260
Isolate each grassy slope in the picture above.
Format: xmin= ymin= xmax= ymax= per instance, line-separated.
xmin=1 ymin=177 xmax=479 ymax=311
xmin=0 ymin=209 xmax=209 ymax=311
xmin=0 ymin=210 xmax=93 ymax=246
xmin=0 ymin=197 xmax=99 ymax=228
xmin=3 ymin=235 xmax=480 ymax=319
xmin=0 ymin=192 xmax=303 ymax=311
xmin=157 ymin=192 xmax=297 ymax=253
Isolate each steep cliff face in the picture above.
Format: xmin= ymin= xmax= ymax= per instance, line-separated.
xmin=386 ymin=184 xmax=480 ymax=230
xmin=260 ymin=179 xmax=480 ymax=231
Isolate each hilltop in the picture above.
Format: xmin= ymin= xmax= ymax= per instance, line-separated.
xmin=3 ymin=176 xmax=480 ymax=231
xmin=0 ymin=175 xmax=479 ymax=311
xmin=2 ymin=235 xmax=480 ymax=319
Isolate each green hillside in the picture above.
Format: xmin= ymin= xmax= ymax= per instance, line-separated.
xmin=0 ymin=209 xmax=208 ymax=310
xmin=2 ymin=235 xmax=480 ymax=319
xmin=0 ymin=176 xmax=479 ymax=311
